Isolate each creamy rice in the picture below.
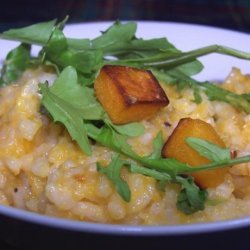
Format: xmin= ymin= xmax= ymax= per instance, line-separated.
xmin=1 ymin=67 xmax=250 ymax=225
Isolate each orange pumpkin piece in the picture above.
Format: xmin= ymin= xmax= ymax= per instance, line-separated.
xmin=94 ymin=65 xmax=169 ymax=124
xmin=162 ymin=118 xmax=229 ymax=188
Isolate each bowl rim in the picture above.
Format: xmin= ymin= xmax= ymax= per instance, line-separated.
xmin=1 ymin=205 xmax=250 ymax=236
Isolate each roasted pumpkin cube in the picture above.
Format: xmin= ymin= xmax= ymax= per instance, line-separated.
xmin=162 ymin=118 xmax=229 ymax=188
xmin=94 ymin=65 xmax=169 ymax=124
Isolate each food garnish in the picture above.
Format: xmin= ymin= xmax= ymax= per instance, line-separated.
xmin=1 ymin=18 xmax=250 ymax=215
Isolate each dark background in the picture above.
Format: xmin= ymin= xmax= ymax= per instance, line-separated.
xmin=1 ymin=0 xmax=250 ymax=249
xmin=0 ymin=0 xmax=250 ymax=33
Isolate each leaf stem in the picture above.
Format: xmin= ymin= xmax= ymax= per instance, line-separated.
xmin=142 ymin=45 xmax=250 ymax=68
xmin=184 ymin=155 xmax=250 ymax=173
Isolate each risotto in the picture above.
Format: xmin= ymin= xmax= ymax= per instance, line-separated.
xmin=1 ymin=19 xmax=250 ymax=225
xmin=0 ymin=66 xmax=250 ymax=225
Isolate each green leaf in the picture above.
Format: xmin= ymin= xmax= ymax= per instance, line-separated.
xmin=152 ymin=68 xmax=203 ymax=104
xmin=130 ymin=164 xmax=208 ymax=215
xmin=144 ymin=45 xmax=250 ymax=69
xmin=86 ymin=124 xmax=193 ymax=176
xmin=67 ymin=38 xmax=92 ymax=51
xmin=175 ymin=60 xmax=203 ymax=76
xmin=87 ymin=123 xmax=250 ymax=176
xmin=176 ymin=176 xmax=208 ymax=214
xmin=44 ymin=27 xmax=103 ymax=77
xmin=97 ymin=154 xmax=131 ymax=202
xmin=49 ymin=21 xmax=137 ymax=53
xmin=86 ymin=124 xmax=187 ymax=177
xmin=49 ymin=66 xmax=104 ymax=120
xmin=0 ymin=19 xmax=56 ymax=45
xmin=200 ymin=81 xmax=250 ymax=114
xmin=66 ymin=21 xmax=138 ymax=52
xmin=130 ymin=164 xmax=171 ymax=182
xmin=0 ymin=43 xmax=32 ymax=85
xmin=86 ymin=123 xmax=137 ymax=158
xmin=92 ymin=21 xmax=137 ymax=52
xmin=106 ymin=119 xmax=145 ymax=137
xmin=186 ymin=137 xmax=231 ymax=161
xmin=40 ymin=84 xmax=92 ymax=155
xmin=147 ymin=132 xmax=164 ymax=159
xmin=130 ymin=164 xmax=207 ymax=214
xmin=45 ymin=27 xmax=68 ymax=54
xmin=104 ymin=37 xmax=176 ymax=57
xmin=40 ymin=66 xmax=104 ymax=155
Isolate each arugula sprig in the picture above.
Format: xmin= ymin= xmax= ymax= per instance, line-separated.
xmin=186 ymin=137 xmax=231 ymax=161
xmin=2 ymin=19 xmax=250 ymax=113
xmin=88 ymin=122 xmax=250 ymax=175
xmin=95 ymin=130 xmax=249 ymax=214
xmin=97 ymin=154 xmax=131 ymax=202
xmin=153 ymin=68 xmax=250 ymax=113
xmin=0 ymin=44 xmax=32 ymax=85
xmin=176 ymin=176 xmax=208 ymax=215
xmin=97 ymin=153 xmax=208 ymax=214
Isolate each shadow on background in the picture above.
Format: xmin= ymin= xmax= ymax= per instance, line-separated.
xmin=0 ymin=0 xmax=250 ymax=32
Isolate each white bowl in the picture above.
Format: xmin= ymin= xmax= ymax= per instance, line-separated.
xmin=1 ymin=21 xmax=250 ymax=249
